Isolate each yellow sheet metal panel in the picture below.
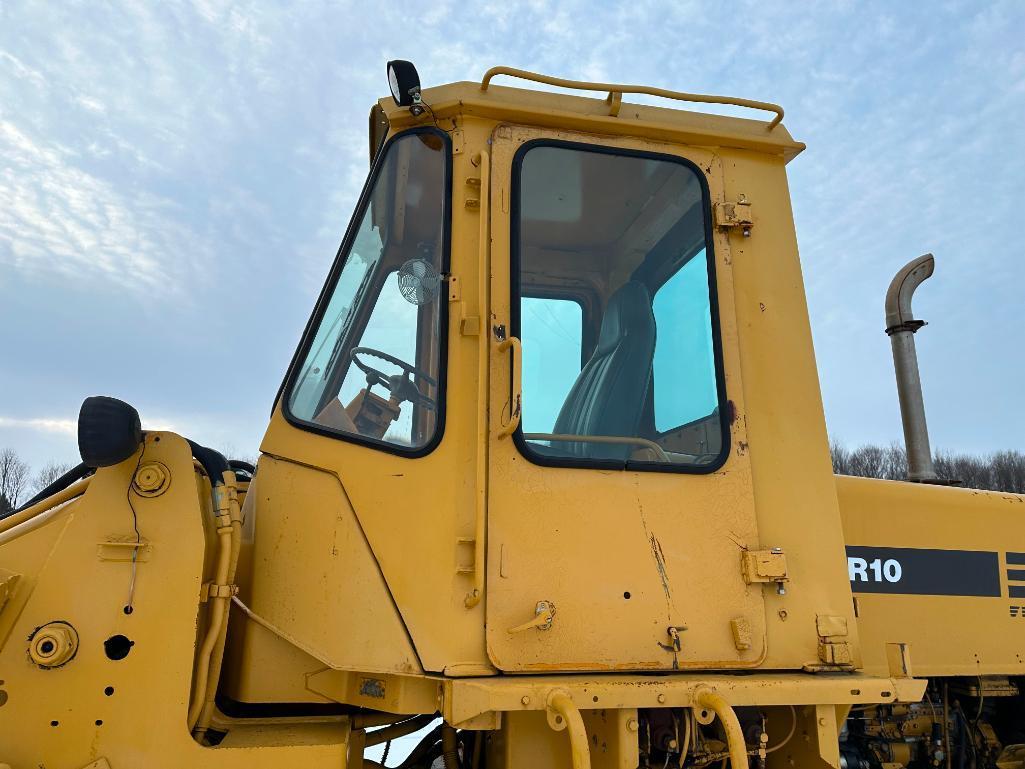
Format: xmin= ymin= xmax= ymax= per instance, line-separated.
xmin=0 ymin=433 xmax=349 ymax=767
xmin=241 ymin=455 xmax=421 ymax=674
xmin=838 ymin=474 xmax=1025 ymax=677
xmin=719 ymin=146 xmax=862 ymax=672
xmin=259 ymin=118 xmax=498 ymax=675
xmin=483 ymin=125 xmax=766 ymax=672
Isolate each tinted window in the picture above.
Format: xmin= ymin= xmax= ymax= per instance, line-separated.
xmin=515 ymin=143 xmax=725 ymax=470
xmin=652 ymin=253 xmax=718 ymax=432
xmin=521 ymin=297 xmax=583 ymax=433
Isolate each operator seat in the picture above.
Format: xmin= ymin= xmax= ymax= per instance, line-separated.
xmin=551 ymin=280 xmax=657 ymax=461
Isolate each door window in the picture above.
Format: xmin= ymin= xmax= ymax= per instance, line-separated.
xmin=513 ymin=142 xmax=727 ymax=470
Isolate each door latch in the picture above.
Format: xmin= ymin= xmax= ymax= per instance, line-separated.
xmin=508 ymin=600 xmax=556 ymax=633
xmin=741 ymin=548 xmax=789 ymax=594
xmin=658 ymin=625 xmax=688 ymax=652
xmin=714 ymin=194 xmax=754 ymax=237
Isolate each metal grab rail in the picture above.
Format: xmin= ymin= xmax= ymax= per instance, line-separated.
xmin=523 ymin=433 xmax=671 ymax=463
xmin=480 ymin=66 xmax=784 ymax=130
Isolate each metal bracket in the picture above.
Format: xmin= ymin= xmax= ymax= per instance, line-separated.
xmin=97 ymin=537 xmax=151 ymax=563
xmin=201 ymin=582 xmax=239 ymax=602
xmin=741 ymin=548 xmax=789 ymax=593
xmin=714 ymin=195 xmax=754 ymax=236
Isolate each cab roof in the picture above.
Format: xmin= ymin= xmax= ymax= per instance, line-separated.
xmin=378 ymin=70 xmax=805 ymax=163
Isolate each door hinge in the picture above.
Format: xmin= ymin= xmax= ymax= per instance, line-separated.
xmin=714 ymin=195 xmax=753 ymax=236
xmin=741 ymin=548 xmax=789 ymax=594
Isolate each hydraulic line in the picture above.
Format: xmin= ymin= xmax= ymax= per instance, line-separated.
xmin=188 ymin=468 xmax=242 ymax=733
xmin=364 ymin=715 xmax=437 ymax=747
xmin=441 ymin=724 xmax=459 ymax=769
xmin=0 ymin=477 xmax=90 ymax=536
xmin=547 ymin=690 xmax=591 ymax=769
xmin=0 ymin=477 xmax=91 ymax=546
xmin=694 ymin=690 xmax=747 ymax=769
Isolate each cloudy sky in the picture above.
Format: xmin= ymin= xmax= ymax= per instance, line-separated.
xmin=1 ymin=0 xmax=1023 ymax=475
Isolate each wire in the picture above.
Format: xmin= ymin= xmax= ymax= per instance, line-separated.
xmin=124 ymin=444 xmax=146 ymax=613
xmin=764 ymin=706 xmax=797 ymax=754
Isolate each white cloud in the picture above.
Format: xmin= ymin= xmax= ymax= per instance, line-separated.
xmin=0 ymin=118 xmax=206 ymax=293
xmin=0 ymin=417 xmax=76 ymax=435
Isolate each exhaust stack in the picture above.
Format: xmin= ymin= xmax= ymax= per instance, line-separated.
xmin=885 ymin=254 xmax=937 ymax=482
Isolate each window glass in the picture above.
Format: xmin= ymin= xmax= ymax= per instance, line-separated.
xmin=652 ymin=253 xmax=718 ymax=432
xmin=521 ymin=297 xmax=583 ymax=433
xmin=515 ymin=144 xmax=725 ymax=470
xmin=286 ymin=131 xmax=448 ymax=452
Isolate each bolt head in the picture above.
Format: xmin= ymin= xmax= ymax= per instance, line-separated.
xmin=657 ymin=693 xmax=666 ymax=704
xmin=29 ymin=622 xmax=79 ymax=668
xmin=627 ymin=718 xmax=639 ymax=732
xmin=133 ymin=462 xmax=170 ymax=496
xmin=521 ymin=695 xmax=531 ymax=706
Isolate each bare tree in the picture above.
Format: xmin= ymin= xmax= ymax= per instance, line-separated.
xmin=30 ymin=461 xmax=75 ymax=497
xmin=0 ymin=448 xmax=31 ymax=514
xmin=831 ymin=441 xmax=1025 ymax=494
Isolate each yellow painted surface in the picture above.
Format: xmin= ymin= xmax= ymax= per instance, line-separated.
xmin=838 ymin=475 xmax=1025 ymax=677
xmin=0 ymin=433 xmax=347 ymax=767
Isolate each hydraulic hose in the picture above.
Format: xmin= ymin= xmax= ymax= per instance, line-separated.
xmin=441 ymin=724 xmax=459 ymax=769
xmin=546 ymin=690 xmax=591 ymax=769
xmin=193 ymin=470 xmax=244 ymax=734
xmin=364 ymin=714 xmax=437 ymax=747
xmin=694 ymin=689 xmax=748 ymax=769
xmin=187 ymin=440 xmax=230 ymax=484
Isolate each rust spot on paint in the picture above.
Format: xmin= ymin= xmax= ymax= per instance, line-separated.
xmin=359 ymin=678 xmax=386 ymax=698
xmin=726 ymin=400 xmax=737 ymax=424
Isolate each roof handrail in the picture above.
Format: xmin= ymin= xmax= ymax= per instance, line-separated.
xmin=480 ymin=66 xmax=784 ymax=130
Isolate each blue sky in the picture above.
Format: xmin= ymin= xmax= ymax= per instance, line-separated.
xmin=1 ymin=0 xmax=1023 ymax=473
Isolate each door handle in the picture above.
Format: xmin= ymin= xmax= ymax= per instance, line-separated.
xmin=508 ymin=600 xmax=556 ymax=633
xmin=495 ymin=331 xmax=522 ymax=438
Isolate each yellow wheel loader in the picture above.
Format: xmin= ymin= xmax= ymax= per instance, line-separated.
xmin=2 ymin=62 xmax=1023 ymax=769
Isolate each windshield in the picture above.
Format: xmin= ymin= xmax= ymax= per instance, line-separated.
xmin=286 ymin=129 xmax=449 ymax=452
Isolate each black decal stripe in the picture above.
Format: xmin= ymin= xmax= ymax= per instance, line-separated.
xmin=1007 ymin=569 xmax=1025 ymax=582
xmin=1008 ymin=553 xmax=1025 ymax=566
xmin=1010 ymin=586 xmax=1025 ymax=599
xmin=846 ymin=546 xmax=1001 ymax=597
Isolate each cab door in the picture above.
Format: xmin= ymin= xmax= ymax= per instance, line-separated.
xmin=485 ymin=125 xmax=766 ymax=672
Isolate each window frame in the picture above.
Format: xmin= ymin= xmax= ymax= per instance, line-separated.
xmin=510 ymin=138 xmax=730 ymax=474
xmin=278 ymin=126 xmax=453 ymax=458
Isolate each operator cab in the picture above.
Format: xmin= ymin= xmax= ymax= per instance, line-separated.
xmin=286 ymin=133 xmax=726 ymax=469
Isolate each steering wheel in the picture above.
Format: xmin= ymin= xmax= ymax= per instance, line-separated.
xmin=350 ymin=347 xmax=438 ymax=411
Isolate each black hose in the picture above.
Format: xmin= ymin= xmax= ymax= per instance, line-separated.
xmin=228 ymin=459 xmax=256 ymax=475
xmin=187 ymin=440 xmax=231 ymax=485
xmin=397 ymin=723 xmax=444 ymax=769
xmin=6 ymin=462 xmax=91 ymax=517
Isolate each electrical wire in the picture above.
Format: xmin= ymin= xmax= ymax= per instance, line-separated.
xmin=764 ymin=706 xmax=797 ymax=754
xmin=124 ymin=445 xmax=146 ymax=613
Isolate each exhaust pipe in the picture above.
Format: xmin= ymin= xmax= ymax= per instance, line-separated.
xmin=884 ymin=254 xmax=937 ymax=482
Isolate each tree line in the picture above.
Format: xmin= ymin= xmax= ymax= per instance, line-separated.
xmin=0 ymin=448 xmax=73 ymax=515
xmin=830 ymin=442 xmax=1025 ymax=493
xmin=1 ymin=445 xmax=256 ymax=515
xmin=4 ymin=442 xmax=1025 ymax=514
